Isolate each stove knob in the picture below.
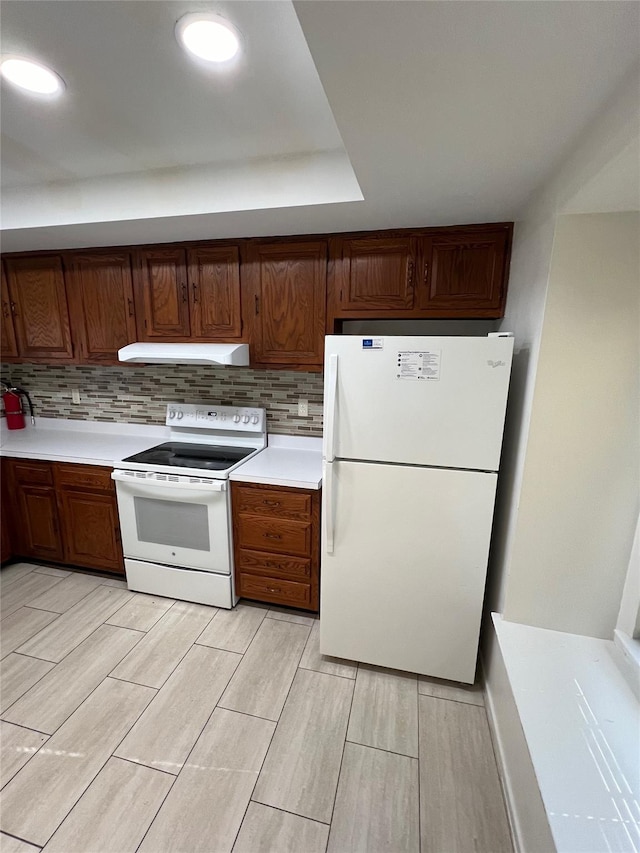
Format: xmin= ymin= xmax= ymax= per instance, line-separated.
xmin=242 ymin=415 xmax=250 ymax=424
xmin=251 ymin=415 xmax=259 ymax=424
xmin=168 ymin=410 xmax=175 ymax=419
xmin=177 ymin=411 xmax=183 ymax=420
xmin=233 ymin=415 xmax=240 ymax=423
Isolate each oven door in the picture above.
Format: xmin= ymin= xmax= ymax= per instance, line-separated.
xmin=112 ymin=470 xmax=231 ymax=574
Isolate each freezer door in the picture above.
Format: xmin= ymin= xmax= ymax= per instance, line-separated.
xmin=320 ymin=459 xmax=498 ymax=683
xmin=323 ymin=335 xmax=513 ymax=471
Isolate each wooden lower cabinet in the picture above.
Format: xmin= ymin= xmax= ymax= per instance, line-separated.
xmin=232 ymin=481 xmax=320 ymax=611
xmin=8 ymin=459 xmax=64 ymax=562
xmin=56 ymin=464 xmax=123 ymax=573
xmin=4 ymin=458 xmax=124 ymax=574
xmin=1 ymin=458 xmax=13 ymax=563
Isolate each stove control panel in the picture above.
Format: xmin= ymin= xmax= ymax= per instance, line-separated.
xmin=166 ymin=404 xmax=265 ymax=433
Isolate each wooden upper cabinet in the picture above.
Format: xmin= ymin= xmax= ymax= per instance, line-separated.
xmin=133 ymin=248 xmax=190 ymax=339
xmin=417 ymin=228 xmax=509 ymax=315
xmin=332 ymin=236 xmax=418 ymax=312
xmin=1 ymin=266 xmax=18 ymax=359
xmin=328 ymin=225 xmax=512 ymax=322
xmin=133 ymin=245 xmax=243 ymax=342
xmin=67 ymin=252 xmax=137 ymax=362
xmin=1 ymin=222 xmax=512 ymax=367
xmin=187 ymin=246 xmax=242 ymax=339
xmin=245 ymin=241 xmax=327 ymax=366
xmin=4 ymin=256 xmax=74 ymax=361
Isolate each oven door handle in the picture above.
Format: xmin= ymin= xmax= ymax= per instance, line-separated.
xmin=111 ymin=470 xmax=227 ymax=494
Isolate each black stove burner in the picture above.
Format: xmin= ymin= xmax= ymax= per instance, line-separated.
xmin=123 ymin=442 xmax=254 ymax=471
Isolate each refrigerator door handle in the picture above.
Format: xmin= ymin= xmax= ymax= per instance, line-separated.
xmin=325 ymin=354 xmax=339 ymax=462
xmin=324 ymin=460 xmax=335 ymax=554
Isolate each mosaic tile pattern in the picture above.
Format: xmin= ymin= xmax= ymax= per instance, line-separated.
xmin=0 ymin=363 xmax=324 ymax=436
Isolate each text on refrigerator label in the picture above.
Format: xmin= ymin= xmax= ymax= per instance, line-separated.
xmin=396 ymin=351 xmax=441 ymax=380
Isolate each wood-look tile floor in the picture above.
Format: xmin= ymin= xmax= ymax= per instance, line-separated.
xmin=0 ymin=562 xmax=513 ymax=853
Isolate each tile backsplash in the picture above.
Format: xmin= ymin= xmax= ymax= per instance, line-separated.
xmin=0 ymin=363 xmax=324 ymax=436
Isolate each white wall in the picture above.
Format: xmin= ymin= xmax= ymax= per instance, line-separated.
xmin=486 ymin=212 xmax=557 ymax=613
xmin=503 ymin=212 xmax=639 ymax=638
xmin=485 ymin=64 xmax=640 ymax=620
xmin=616 ymin=514 xmax=640 ymax=638
xmin=479 ymin=67 xmax=640 ymax=846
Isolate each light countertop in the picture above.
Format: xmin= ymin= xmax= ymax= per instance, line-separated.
xmin=230 ymin=435 xmax=323 ymax=490
xmin=0 ymin=418 xmax=170 ymax=467
xmin=0 ymin=420 xmax=323 ymax=488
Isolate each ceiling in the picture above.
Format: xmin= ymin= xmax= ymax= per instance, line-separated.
xmin=1 ymin=1 xmax=639 ymax=251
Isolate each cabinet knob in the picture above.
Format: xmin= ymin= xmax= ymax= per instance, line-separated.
xmin=423 ymin=262 xmax=429 ymax=284
xmin=181 ymin=284 xmax=187 ymax=303
xmin=265 ymin=533 xmax=282 ymax=540
xmin=192 ymin=283 xmax=198 ymax=303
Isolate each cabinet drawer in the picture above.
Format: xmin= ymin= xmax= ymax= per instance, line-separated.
xmin=233 ymin=485 xmax=311 ymax=520
xmin=237 ymin=516 xmax=311 ymax=557
xmin=238 ymin=573 xmax=311 ymax=608
xmin=236 ymin=548 xmax=311 ymax=581
xmin=10 ymin=460 xmax=53 ymax=486
xmin=55 ymin=463 xmax=113 ymax=492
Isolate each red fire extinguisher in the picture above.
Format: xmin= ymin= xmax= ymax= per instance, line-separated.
xmin=1 ymin=381 xmax=34 ymax=430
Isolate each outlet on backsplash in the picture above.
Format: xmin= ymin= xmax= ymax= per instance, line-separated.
xmin=297 ymin=399 xmax=309 ymax=417
xmin=72 ymin=389 xmax=81 ymax=404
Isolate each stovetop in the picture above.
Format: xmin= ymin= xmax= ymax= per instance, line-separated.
xmin=114 ymin=403 xmax=267 ymax=480
xmin=122 ymin=442 xmax=255 ymax=472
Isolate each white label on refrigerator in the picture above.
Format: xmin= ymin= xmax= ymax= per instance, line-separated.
xmin=396 ymin=350 xmax=441 ymax=380
xmin=362 ymin=338 xmax=384 ymax=350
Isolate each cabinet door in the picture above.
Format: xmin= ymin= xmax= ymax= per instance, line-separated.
xmin=335 ymin=236 xmax=417 ymax=312
xmin=1 ymin=266 xmax=18 ymax=358
xmin=247 ymin=241 xmax=327 ymax=365
xmin=134 ymin=248 xmax=190 ymax=339
xmin=188 ymin=246 xmax=242 ymax=339
xmin=418 ymin=229 xmax=509 ymax=315
xmin=58 ymin=490 xmax=123 ymax=573
xmin=14 ymin=484 xmax=64 ymax=561
xmin=1 ymin=459 xmax=12 ymax=563
xmin=67 ymin=252 xmax=137 ymax=362
xmin=4 ymin=256 xmax=74 ymax=360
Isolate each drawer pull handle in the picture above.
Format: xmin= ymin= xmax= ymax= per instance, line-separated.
xmin=265 ymin=533 xmax=282 ymax=540
xmin=267 ymin=586 xmax=281 ymax=593
xmin=262 ymin=500 xmax=281 ymax=507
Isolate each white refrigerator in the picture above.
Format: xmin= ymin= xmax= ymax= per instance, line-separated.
xmin=320 ymin=334 xmax=514 ymax=683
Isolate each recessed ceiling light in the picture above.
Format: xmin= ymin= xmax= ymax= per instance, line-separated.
xmin=175 ymin=14 xmax=240 ymax=64
xmin=0 ymin=57 xmax=64 ymax=96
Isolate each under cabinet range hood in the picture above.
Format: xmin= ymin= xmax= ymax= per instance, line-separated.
xmin=118 ymin=343 xmax=250 ymax=366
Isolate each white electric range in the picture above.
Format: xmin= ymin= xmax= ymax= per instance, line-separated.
xmin=112 ymin=403 xmax=266 ymax=608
